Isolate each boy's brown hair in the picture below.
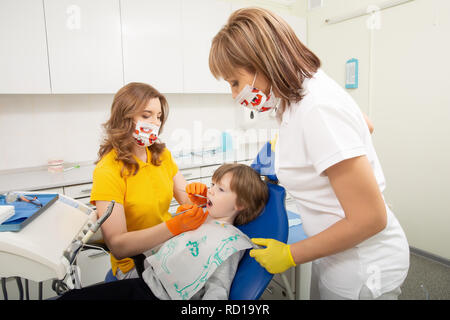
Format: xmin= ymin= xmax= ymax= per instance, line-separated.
xmin=212 ymin=163 xmax=269 ymax=226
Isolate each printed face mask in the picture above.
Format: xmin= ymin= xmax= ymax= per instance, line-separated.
xmin=133 ymin=121 xmax=160 ymax=147
xmin=234 ymin=73 xmax=280 ymax=113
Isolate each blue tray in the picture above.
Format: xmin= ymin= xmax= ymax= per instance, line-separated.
xmin=0 ymin=193 xmax=59 ymax=232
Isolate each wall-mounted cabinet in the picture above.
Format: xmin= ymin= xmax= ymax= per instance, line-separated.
xmin=181 ymin=0 xmax=231 ymax=93
xmin=0 ymin=0 xmax=51 ymax=94
xmin=44 ymin=0 xmax=124 ymax=93
xmin=0 ymin=0 xmax=305 ymax=95
xmin=121 ymin=0 xmax=184 ymax=93
xmin=121 ymin=0 xmax=231 ymax=94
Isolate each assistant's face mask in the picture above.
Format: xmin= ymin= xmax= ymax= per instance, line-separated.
xmin=133 ymin=120 xmax=160 ymax=147
xmin=234 ymin=73 xmax=280 ymax=113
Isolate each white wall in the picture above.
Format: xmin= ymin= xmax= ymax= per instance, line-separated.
xmin=0 ymin=94 xmax=237 ymax=171
xmin=0 ymin=0 xmax=307 ymax=173
xmin=306 ymin=0 xmax=450 ymax=259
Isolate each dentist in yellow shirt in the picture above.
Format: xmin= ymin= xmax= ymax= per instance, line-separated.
xmin=91 ymin=82 xmax=208 ymax=279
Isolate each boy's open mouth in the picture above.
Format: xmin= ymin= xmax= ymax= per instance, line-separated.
xmin=206 ymin=199 xmax=213 ymax=208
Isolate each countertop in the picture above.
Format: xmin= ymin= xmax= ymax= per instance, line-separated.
xmin=0 ymin=162 xmax=96 ymax=194
xmin=0 ymin=151 xmax=253 ymax=194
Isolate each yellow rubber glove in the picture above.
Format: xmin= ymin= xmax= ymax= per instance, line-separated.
xmin=249 ymin=238 xmax=296 ymax=274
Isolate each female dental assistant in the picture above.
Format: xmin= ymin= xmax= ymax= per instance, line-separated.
xmin=92 ymin=82 xmax=208 ymax=280
xmin=209 ymin=7 xmax=410 ymax=300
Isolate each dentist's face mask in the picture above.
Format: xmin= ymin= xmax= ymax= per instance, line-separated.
xmin=133 ymin=120 xmax=160 ymax=147
xmin=234 ymin=73 xmax=279 ymax=113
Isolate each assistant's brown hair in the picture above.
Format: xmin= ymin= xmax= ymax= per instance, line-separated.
xmin=212 ymin=163 xmax=269 ymax=226
xmin=96 ymin=82 xmax=169 ymax=177
xmin=209 ymin=7 xmax=321 ymax=118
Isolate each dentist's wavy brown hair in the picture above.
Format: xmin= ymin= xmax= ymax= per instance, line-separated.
xmin=96 ymin=82 xmax=169 ymax=177
xmin=209 ymin=7 xmax=321 ymax=119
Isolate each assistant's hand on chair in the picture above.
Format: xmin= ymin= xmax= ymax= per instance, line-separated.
xmin=250 ymin=238 xmax=296 ymax=274
xmin=165 ymin=204 xmax=208 ymax=236
xmin=185 ymin=182 xmax=208 ymax=206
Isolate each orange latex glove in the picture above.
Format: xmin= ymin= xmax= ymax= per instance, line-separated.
xmin=185 ymin=182 xmax=208 ymax=206
xmin=165 ymin=204 xmax=208 ymax=236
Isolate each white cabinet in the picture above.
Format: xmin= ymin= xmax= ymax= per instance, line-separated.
xmin=0 ymin=0 xmax=51 ymax=94
xmin=63 ymin=183 xmax=93 ymax=199
xmin=121 ymin=0 xmax=183 ymax=93
xmin=181 ymin=0 xmax=231 ymax=93
xmin=180 ymin=167 xmax=202 ymax=181
xmin=0 ymin=0 xmax=245 ymax=95
xmin=280 ymin=13 xmax=308 ymax=45
xmin=230 ymin=4 xmax=307 ymax=45
xmin=44 ymin=0 xmax=124 ymax=93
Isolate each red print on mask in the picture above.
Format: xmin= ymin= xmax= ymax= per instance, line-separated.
xmin=251 ymin=94 xmax=263 ymax=107
xmin=140 ymin=126 xmax=153 ymax=134
xmin=149 ymin=133 xmax=158 ymax=145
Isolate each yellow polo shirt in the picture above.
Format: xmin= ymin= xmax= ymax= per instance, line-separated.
xmin=90 ymin=147 xmax=178 ymax=276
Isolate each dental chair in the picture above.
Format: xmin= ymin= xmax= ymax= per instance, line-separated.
xmin=229 ymin=181 xmax=289 ymax=300
xmin=104 ymin=140 xmax=292 ymax=300
xmin=229 ymin=139 xmax=291 ymax=300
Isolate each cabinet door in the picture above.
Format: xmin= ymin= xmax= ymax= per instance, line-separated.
xmin=280 ymin=13 xmax=308 ymax=45
xmin=0 ymin=0 xmax=51 ymax=94
xmin=182 ymin=0 xmax=231 ymax=93
xmin=121 ymin=0 xmax=183 ymax=93
xmin=44 ymin=0 xmax=123 ymax=93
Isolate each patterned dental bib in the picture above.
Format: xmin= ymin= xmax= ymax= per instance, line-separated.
xmin=144 ymin=219 xmax=253 ymax=300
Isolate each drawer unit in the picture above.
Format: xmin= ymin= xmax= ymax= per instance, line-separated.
xmin=200 ymin=164 xmax=221 ymax=178
xmin=237 ymin=159 xmax=254 ymax=166
xmin=180 ymin=167 xmax=201 ymax=181
xmin=64 ymin=183 xmax=93 ymax=199
xmin=201 ymin=176 xmax=212 ymax=187
xmin=76 ymin=196 xmax=95 ymax=209
xmin=34 ymin=187 xmax=64 ymax=194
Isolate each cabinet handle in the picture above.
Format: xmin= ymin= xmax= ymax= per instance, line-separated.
xmin=81 ymin=189 xmax=92 ymax=193
xmin=184 ymin=172 xmax=192 ymax=177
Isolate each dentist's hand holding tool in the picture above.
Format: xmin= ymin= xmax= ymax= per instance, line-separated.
xmin=165 ymin=204 xmax=208 ymax=236
xmin=185 ymin=182 xmax=208 ymax=206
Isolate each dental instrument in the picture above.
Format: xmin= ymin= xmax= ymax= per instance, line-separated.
xmin=4 ymin=192 xmax=43 ymax=208
xmin=63 ymin=164 xmax=80 ymax=172
xmin=173 ymin=204 xmax=207 ymax=217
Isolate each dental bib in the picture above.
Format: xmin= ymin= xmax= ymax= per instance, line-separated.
xmin=144 ymin=219 xmax=253 ymax=300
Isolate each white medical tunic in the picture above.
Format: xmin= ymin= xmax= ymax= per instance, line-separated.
xmin=275 ymin=69 xmax=410 ymax=299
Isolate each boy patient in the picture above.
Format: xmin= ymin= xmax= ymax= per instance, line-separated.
xmin=143 ymin=163 xmax=268 ymax=300
xmin=59 ymin=163 xmax=268 ymax=300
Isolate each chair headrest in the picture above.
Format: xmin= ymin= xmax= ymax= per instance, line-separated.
xmin=230 ymin=182 xmax=289 ymax=300
xmin=250 ymin=141 xmax=278 ymax=182
xmin=237 ymin=182 xmax=288 ymax=243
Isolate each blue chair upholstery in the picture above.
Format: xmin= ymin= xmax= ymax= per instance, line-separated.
xmin=104 ymin=268 xmax=117 ymax=282
xmin=229 ymin=182 xmax=288 ymax=300
xmin=250 ymin=141 xmax=278 ymax=182
xmin=229 ymin=139 xmax=288 ymax=300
